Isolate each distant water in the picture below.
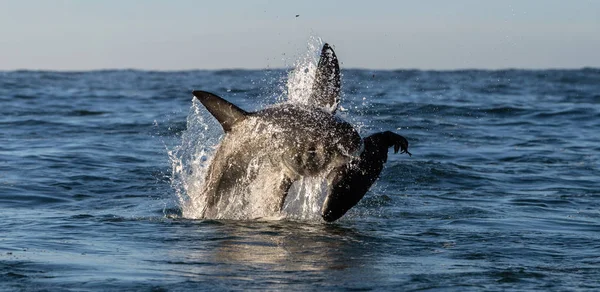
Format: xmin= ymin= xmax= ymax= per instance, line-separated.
xmin=1 ymin=67 xmax=600 ymax=291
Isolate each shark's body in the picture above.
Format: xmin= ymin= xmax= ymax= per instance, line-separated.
xmin=193 ymin=44 xmax=411 ymax=222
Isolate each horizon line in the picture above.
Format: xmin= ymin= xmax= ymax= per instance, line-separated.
xmin=2 ymin=66 xmax=599 ymax=73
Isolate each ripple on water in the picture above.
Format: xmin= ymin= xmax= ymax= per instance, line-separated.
xmin=1 ymin=68 xmax=599 ymax=290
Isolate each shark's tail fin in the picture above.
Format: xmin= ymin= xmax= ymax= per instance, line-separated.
xmin=310 ymin=43 xmax=341 ymax=113
xmin=192 ymin=90 xmax=248 ymax=132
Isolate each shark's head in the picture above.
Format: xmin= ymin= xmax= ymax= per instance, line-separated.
xmin=279 ymin=114 xmax=362 ymax=177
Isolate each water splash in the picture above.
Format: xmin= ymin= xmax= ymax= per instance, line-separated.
xmin=285 ymin=37 xmax=323 ymax=105
xmin=168 ymin=99 xmax=221 ymax=219
xmin=171 ymin=37 xmax=333 ymax=221
xmin=282 ymin=177 xmax=328 ymax=221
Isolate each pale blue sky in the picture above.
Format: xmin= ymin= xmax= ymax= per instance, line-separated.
xmin=1 ymin=0 xmax=599 ymax=70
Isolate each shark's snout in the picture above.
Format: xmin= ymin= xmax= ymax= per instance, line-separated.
xmin=335 ymin=125 xmax=363 ymax=159
xmin=337 ymin=138 xmax=364 ymax=159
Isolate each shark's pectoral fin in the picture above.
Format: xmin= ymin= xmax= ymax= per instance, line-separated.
xmin=277 ymin=175 xmax=294 ymax=212
xmin=192 ymin=90 xmax=248 ymax=132
xmin=321 ymin=131 xmax=411 ymax=222
xmin=310 ymin=43 xmax=341 ymax=113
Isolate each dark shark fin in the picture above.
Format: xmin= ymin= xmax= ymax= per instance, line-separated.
xmin=192 ymin=90 xmax=248 ymax=132
xmin=310 ymin=43 xmax=341 ymax=113
xmin=321 ymin=131 xmax=411 ymax=222
xmin=277 ymin=175 xmax=294 ymax=212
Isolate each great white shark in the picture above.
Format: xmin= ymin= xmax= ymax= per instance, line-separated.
xmin=191 ymin=43 xmax=411 ymax=222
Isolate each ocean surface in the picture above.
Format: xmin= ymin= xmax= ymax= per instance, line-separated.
xmin=1 ymin=66 xmax=600 ymax=291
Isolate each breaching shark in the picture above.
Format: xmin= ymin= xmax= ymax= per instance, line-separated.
xmin=192 ymin=43 xmax=411 ymax=222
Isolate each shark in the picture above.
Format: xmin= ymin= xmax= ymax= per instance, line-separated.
xmin=191 ymin=43 xmax=411 ymax=222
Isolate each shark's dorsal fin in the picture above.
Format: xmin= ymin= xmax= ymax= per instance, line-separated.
xmin=310 ymin=43 xmax=341 ymax=113
xmin=192 ymin=90 xmax=248 ymax=132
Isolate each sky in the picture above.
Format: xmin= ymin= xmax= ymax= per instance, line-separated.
xmin=1 ymin=0 xmax=599 ymax=70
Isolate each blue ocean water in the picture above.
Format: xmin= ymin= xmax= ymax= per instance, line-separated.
xmin=1 ymin=68 xmax=600 ymax=291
